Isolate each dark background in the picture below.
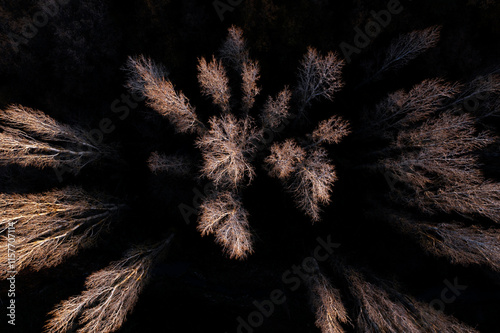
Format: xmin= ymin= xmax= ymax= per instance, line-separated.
xmin=1 ymin=0 xmax=500 ymax=332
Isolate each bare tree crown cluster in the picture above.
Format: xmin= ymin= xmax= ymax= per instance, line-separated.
xmin=0 ymin=21 xmax=499 ymax=333
xmin=126 ymin=25 xmax=349 ymax=258
xmin=366 ymin=77 xmax=500 ymax=224
xmin=0 ymin=185 xmax=173 ymax=333
xmin=317 ymin=25 xmax=499 ymax=333
xmin=304 ymin=259 xmax=479 ymax=333
xmin=0 ymin=105 xmax=173 ymax=333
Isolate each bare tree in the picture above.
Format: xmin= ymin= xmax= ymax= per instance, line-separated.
xmin=147 ymin=151 xmax=192 ymax=176
xmin=381 ymin=112 xmax=491 ymax=191
xmin=383 ymin=211 xmax=500 ymax=271
xmin=260 ymin=87 xmax=292 ymax=129
xmin=125 ymin=55 xmax=202 ymax=134
xmin=197 ymin=56 xmax=231 ymax=112
xmin=288 ymin=148 xmax=337 ymax=222
xmin=312 ymin=115 xmax=351 ymax=145
xmin=265 ymin=139 xmax=306 ymax=179
xmin=266 ymin=113 xmax=349 ymax=222
xmin=451 ymin=71 xmax=500 ymax=120
xmin=404 ymin=219 xmax=500 ymax=271
xmin=378 ymin=112 xmax=500 ymax=222
xmin=0 ymin=105 xmax=109 ymax=173
xmin=418 ymin=182 xmax=500 ymax=223
xmin=376 ymin=26 xmax=441 ymax=77
xmin=44 ymin=236 xmax=173 ymax=333
xmin=296 ymin=47 xmax=345 ymax=116
xmin=366 ymin=79 xmax=459 ymax=134
xmin=198 ymin=191 xmax=253 ymax=259
xmin=0 ymin=187 xmax=123 ymax=278
xmin=346 ymin=268 xmax=478 ymax=333
xmin=307 ymin=268 xmax=350 ymax=333
xmin=218 ymin=25 xmax=249 ymax=72
xmin=241 ymin=60 xmax=261 ymax=113
xmin=217 ymin=25 xmax=261 ymax=113
xmin=346 ymin=268 xmax=419 ymax=333
xmin=196 ymin=114 xmax=261 ymax=188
